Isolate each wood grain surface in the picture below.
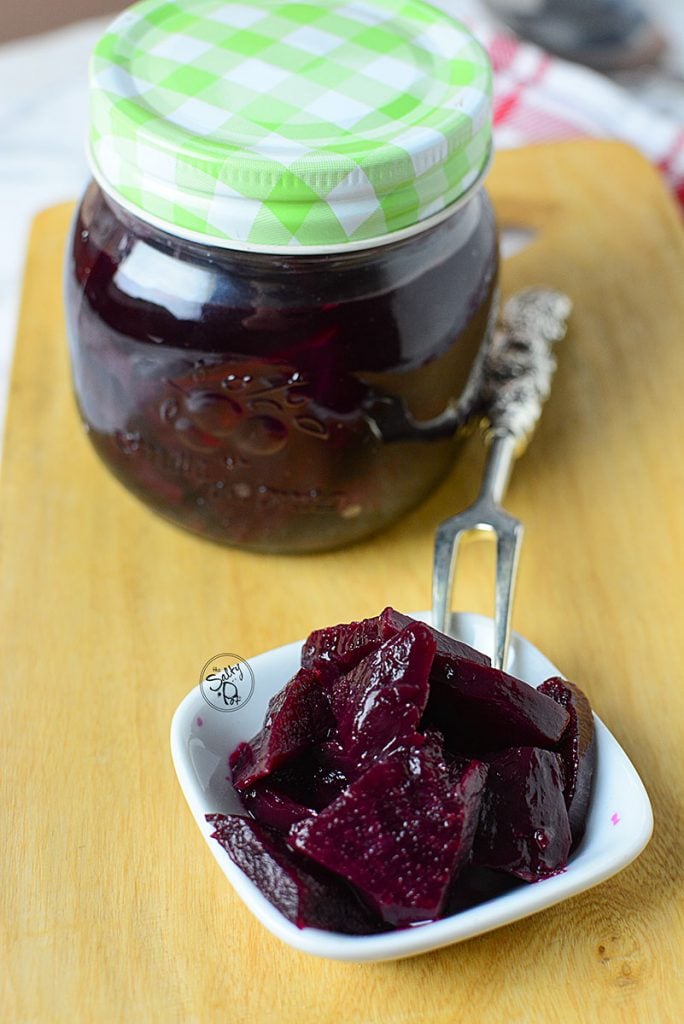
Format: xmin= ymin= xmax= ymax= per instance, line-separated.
xmin=1 ymin=141 xmax=683 ymax=1023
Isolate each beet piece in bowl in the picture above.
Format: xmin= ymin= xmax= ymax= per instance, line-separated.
xmin=302 ymin=606 xmax=489 ymax=674
xmin=473 ymin=746 xmax=571 ymax=881
xmin=538 ymin=676 xmax=597 ymax=847
xmin=323 ymin=621 xmax=436 ymax=778
xmin=231 ymin=665 xmax=333 ymax=791
xmin=206 ymin=813 xmax=385 ymax=935
xmin=289 ymin=745 xmax=487 ymax=927
xmin=425 ymin=659 xmax=570 ymax=756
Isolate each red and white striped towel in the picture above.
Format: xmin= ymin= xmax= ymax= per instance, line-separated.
xmin=458 ymin=11 xmax=684 ymax=206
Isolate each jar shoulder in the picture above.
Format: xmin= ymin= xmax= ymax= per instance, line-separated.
xmin=66 ymin=181 xmax=498 ymax=366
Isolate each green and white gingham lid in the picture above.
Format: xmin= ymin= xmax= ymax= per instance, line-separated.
xmin=89 ymin=0 xmax=493 ymax=250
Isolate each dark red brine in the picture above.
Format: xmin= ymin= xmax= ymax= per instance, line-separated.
xmin=65 ymin=183 xmax=498 ymax=551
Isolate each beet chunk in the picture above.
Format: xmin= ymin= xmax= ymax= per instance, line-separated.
xmin=241 ymin=783 xmax=314 ymax=833
xmin=474 ymin=747 xmax=571 ymax=881
xmin=445 ymin=866 xmax=521 ymax=914
xmin=266 ymin=754 xmax=348 ymax=812
xmin=301 ymin=612 xmax=387 ymax=673
xmin=290 ymin=745 xmax=487 ymax=927
xmin=302 ymin=606 xmax=489 ymax=675
xmin=325 ymin=623 xmax=436 ymax=775
xmin=538 ymin=677 xmax=596 ymax=847
xmin=381 ymin=608 xmax=491 ymax=669
xmin=231 ymin=666 xmax=333 ymax=791
xmin=426 ymin=660 xmax=570 ymax=755
xmin=206 ymin=814 xmax=384 ymax=934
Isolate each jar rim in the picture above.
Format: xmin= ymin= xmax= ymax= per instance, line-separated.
xmin=88 ymin=144 xmax=491 ymax=256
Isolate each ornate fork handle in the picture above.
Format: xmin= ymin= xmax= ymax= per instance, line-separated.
xmin=432 ymin=287 xmax=572 ymax=670
xmin=480 ymin=287 xmax=573 ymax=450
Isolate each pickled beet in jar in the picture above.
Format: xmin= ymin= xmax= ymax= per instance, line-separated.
xmin=66 ymin=0 xmax=499 ymax=552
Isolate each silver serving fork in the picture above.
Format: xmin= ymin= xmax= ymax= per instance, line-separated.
xmin=432 ymin=288 xmax=572 ymax=671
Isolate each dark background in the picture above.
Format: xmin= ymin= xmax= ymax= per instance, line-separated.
xmin=3 ymin=1 xmax=116 ymax=43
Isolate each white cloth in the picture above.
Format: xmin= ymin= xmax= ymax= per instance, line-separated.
xmin=0 ymin=17 xmax=109 ymax=454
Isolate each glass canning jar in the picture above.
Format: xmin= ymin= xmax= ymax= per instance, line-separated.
xmin=65 ymin=0 xmax=499 ymax=553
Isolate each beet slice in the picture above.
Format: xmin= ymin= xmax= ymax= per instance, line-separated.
xmin=290 ymin=745 xmax=487 ymax=927
xmin=206 ymin=813 xmax=384 ymax=934
xmin=301 ymin=612 xmax=387 ymax=672
xmin=381 ymin=608 xmax=491 ymax=669
xmin=231 ymin=666 xmax=333 ymax=791
xmin=474 ymin=747 xmax=571 ymax=881
xmin=241 ymin=752 xmax=349 ymax=827
xmin=325 ymin=622 xmax=436 ymax=775
xmin=267 ymin=754 xmax=348 ymax=812
xmin=445 ymin=866 xmax=520 ymax=914
xmin=302 ymin=606 xmax=489 ymax=675
xmin=426 ymin=660 xmax=570 ymax=755
xmin=538 ymin=677 xmax=596 ymax=847
xmin=241 ymin=783 xmax=314 ymax=833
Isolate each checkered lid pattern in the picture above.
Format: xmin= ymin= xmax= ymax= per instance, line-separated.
xmin=89 ymin=0 xmax=493 ymax=249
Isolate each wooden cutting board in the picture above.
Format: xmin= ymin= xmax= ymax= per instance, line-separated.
xmin=1 ymin=141 xmax=683 ymax=1023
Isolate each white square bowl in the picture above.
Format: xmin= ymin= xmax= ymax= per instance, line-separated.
xmin=170 ymin=612 xmax=653 ymax=962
